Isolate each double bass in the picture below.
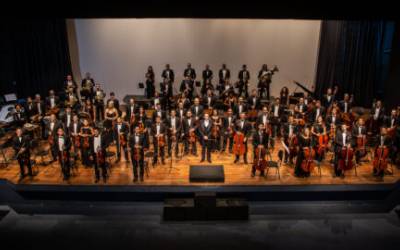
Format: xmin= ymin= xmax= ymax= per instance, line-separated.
xmin=301 ymin=146 xmax=316 ymax=173
xmin=338 ymin=145 xmax=354 ymax=171
xmin=373 ymin=145 xmax=389 ymax=174
xmin=253 ymin=146 xmax=267 ymax=172
xmin=233 ymin=132 xmax=246 ymax=156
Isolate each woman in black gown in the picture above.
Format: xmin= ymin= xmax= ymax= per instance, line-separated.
xmin=145 ymin=66 xmax=155 ymax=99
xmin=79 ymin=119 xmax=93 ymax=167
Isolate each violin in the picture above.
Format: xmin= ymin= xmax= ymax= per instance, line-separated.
xmin=189 ymin=129 xmax=196 ymax=143
xmin=48 ymin=134 xmax=54 ymax=146
xmin=373 ymin=145 xmax=389 ymax=174
xmin=338 ymin=145 xmax=354 ymax=171
xmin=301 ymin=146 xmax=316 ymax=173
xmin=233 ymin=132 xmax=246 ymax=156
xmin=211 ymin=123 xmax=219 ymax=138
xmin=96 ymin=147 xmax=105 ymax=165
xmin=253 ymin=146 xmax=267 ymax=172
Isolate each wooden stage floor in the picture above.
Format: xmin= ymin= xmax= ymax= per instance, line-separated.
xmin=0 ymin=140 xmax=399 ymax=186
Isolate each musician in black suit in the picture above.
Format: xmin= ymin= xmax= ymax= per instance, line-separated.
xmin=257 ymin=64 xmax=275 ymax=100
xmin=322 ymin=88 xmax=335 ymax=109
xmin=129 ymin=126 xmax=149 ymax=182
xmin=176 ymin=101 xmax=187 ymax=121
xmin=60 ymin=107 xmax=74 ymax=133
xmin=69 ymin=114 xmax=81 ymax=161
xmin=151 ymin=116 xmax=166 ymax=165
xmin=12 ymin=128 xmax=33 ymax=179
xmin=352 ymin=117 xmax=368 ymax=164
xmin=25 ymin=97 xmax=35 ymax=122
xmin=202 ymin=64 xmax=213 ymax=95
xmin=182 ymin=111 xmax=197 ymax=156
xmin=46 ymin=114 xmax=63 ymax=161
xmin=202 ymin=89 xmax=217 ymax=109
xmin=234 ymin=112 xmax=252 ymax=164
xmin=308 ymin=100 xmax=326 ymax=124
xmin=125 ymin=98 xmax=139 ymax=123
xmin=222 ymin=108 xmax=236 ymax=153
xmin=252 ymin=123 xmax=270 ymax=157
xmin=45 ymin=89 xmax=60 ymax=111
xmin=247 ymin=89 xmax=261 ymax=110
xmin=374 ymin=127 xmax=393 ymax=176
xmin=90 ymin=127 xmax=110 ymax=183
xmin=218 ymin=64 xmax=231 ymax=94
xmin=326 ymin=108 xmax=342 ymax=129
xmin=191 ymin=98 xmax=204 ymax=121
xmin=180 ymin=76 xmax=194 ymax=99
xmin=198 ymin=113 xmax=213 ymax=163
xmin=270 ymin=98 xmax=285 ymax=138
xmin=334 ymin=124 xmax=354 ymax=177
xmin=166 ymin=110 xmax=182 ymax=158
xmin=160 ymin=78 xmax=174 ymax=100
xmin=370 ymin=100 xmax=385 ymax=134
xmin=13 ymin=104 xmax=26 ymax=127
xmin=184 ymin=63 xmax=196 ymax=80
xmin=339 ymin=93 xmax=352 ymax=114
xmin=80 ymin=72 xmax=95 ymax=101
xmin=233 ymin=97 xmax=248 ymax=117
xmin=281 ymin=116 xmax=299 ymax=164
xmin=161 ymin=64 xmax=175 ymax=82
xmin=113 ymin=117 xmax=129 ymax=163
xmin=237 ymin=64 xmax=250 ymax=97
xmin=52 ymin=127 xmax=72 ymax=180
xmin=152 ymin=103 xmax=166 ymax=122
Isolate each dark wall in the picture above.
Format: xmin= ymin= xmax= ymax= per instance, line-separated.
xmin=0 ymin=19 xmax=72 ymax=99
xmin=384 ymin=22 xmax=400 ymax=112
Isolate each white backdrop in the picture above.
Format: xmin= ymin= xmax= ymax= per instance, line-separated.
xmin=71 ymin=19 xmax=321 ymax=100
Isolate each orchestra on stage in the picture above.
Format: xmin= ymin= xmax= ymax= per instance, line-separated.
xmin=7 ymin=63 xmax=400 ymax=183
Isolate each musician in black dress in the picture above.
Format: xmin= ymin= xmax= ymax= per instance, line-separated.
xmin=237 ymin=64 xmax=250 ymax=97
xmin=12 ymin=128 xmax=33 ymax=179
xmin=53 ymin=127 xmax=72 ymax=181
xmin=145 ymin=66 xmax=155 ymax=99
xmin=113 ymin=117 xmax=129 ymax=163
xmin=129 ymin=126 xmax=149 ymax=182
xmin=295 ymin=127 xmax=315 ymax=177
xmin=198 ymin=113 xmax=213 ymax=163
xmin=104 ymin=101 xmax=119 ymax=131
xmin=91 ymin=127 xmax=109 ymax=183
xmin=106 ymin=92 xmax=120 ymax=112
xmin=79 ymin=119 xmax=93 ymax=167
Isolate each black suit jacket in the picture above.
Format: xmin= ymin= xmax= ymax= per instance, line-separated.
xmin=12 ymin=135 xmax=31 ymax=158
xmin=125 ymin=104 xmax=139 ymax=121
xmin=152 ymin=109 xmax=166 ymax=122
xmin=129 ymin=133 xmax=149 ymax=157
xmin=218 ymin=68 xmax=230 ymax=82
xmin=184 ymin=68 xmax=196 ymax=79
xmin=182 ymin=117 xmax=197 ymax=134
xmin=233 ymin=103 xmax=248 ymax=116
xmin=202 ymin=69 xmax=213 ymax=81
xmin=45 ymin=120 xmax=63 ymax=138
xmin=191 ymin=105 xmax=204 ymax=119
xmin=166 ymin=117 xmax=182 ymax=134
xmin=252 ymin=130 xmax=269 ymax=147
xmin=51 ymin=134 xmax=72 ymax=153
xmin=247 ymin=96 xmax=261 ymax=110
xmin=234 ymin=120 xmax=251 ymax=137
xmin=197 ymin=119 xmax=213 ymax=142
xmin=90 ymin=133 xmax=110 ymax=154
xmin=308 ymin=107 xmax=326 ymax=123
xmin=202 ymin=95 xmax=216 ymax=109
xmin=161 ymin=69 xmax=175 ymax=82
xmin=238 ymin=70 xmax=250 ymax=81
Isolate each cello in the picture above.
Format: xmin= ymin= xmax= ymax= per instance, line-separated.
xmin=253 ymin=145 xmax=267 ymax=172
xmin=373 ymin=145 xmax=389 ymax=175
xmin=301 ymin=146 xmax=316 ymax=173
xmin=233 ymin=131 xmax=246 ymax=156
xmin=317 ymin=134 xmax=329 ymax=156
xmin=338 ymin=145 xmax=354 ymax=171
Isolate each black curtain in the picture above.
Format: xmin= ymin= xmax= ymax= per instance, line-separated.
xmin=0 ymin=19 xmax=72 ymax=99
xmin=384 ymin=22 xmax=400 ymax=111
xmin=315 ymin=20 xmax=388 ymax=107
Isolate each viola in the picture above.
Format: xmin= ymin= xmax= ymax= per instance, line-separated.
xmin=253 ymin=146 xmax=267 ymax=171
xmin=233 ymin=132 xmax=246 ymax=156
xmin=338 ymin=146 xmax=354 ymax=171
xmin=301 ymin=147 xmax=315 ymax=173
xmin=373 ymin=146 xmax=389 ymax=173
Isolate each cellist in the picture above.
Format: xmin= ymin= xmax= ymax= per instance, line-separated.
xmin=352 ymin=117 xmax=367 ymax=164
xmin=311 ymin=115 xmax=328 ymax=162
xmin=334 ymin=124 xmax=354 ymax=177
xmin=233 ymin=112 xmax=251 ymax=164
xmin=295 ymin=126 xmax=316 ymax=178
xmin=373 ymin=127 xmax=392 ymax=177
xmin=113 ymin=117 xmax=129 ymax=163
xmin=252 ymin=123 xmax=269 ymax=160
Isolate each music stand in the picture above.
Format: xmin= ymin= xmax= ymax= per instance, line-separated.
xmin=138 ymin=82 xmax=144 ymax=89
xmin=195 ymin=81 xmax=201 ymax=87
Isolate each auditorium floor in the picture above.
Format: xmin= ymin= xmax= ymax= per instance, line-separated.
xmin=0 ymin=141 xmax=399 ymax=186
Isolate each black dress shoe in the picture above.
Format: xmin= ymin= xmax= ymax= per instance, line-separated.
xmin=251 ymin=172 xmax=255 ymax=177
xmin=200 ymin=159 xmax=205 ymax=163
xmin=140 ymin=176 xmax=144 ymax=182
xmin=234 ymin=159 xmax=238 ymax=164
xmin=133 ymin=177 xmax=138 ymax=182
xmin=95 ymin=178 xmax=99 ymax=183
xmin=207 ymin=159 xmax=212 ymax=163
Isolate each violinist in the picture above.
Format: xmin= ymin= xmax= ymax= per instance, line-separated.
xmin=295 ymin=126 xmax=316 ymax=177
xmin=145 ymin=66 xmax=155 ymax=99
xmin=222 ymin=108 xmax=236 ymax=153
xmin=46 ymin=114 xmax=62 ymax=162
xmin=334 ymin=124 xmax=354 ymax=177
xmin=352 ymin=118 xmax=367 ymax=164
xmin=129 ymin=126 xmax=149 ymax=182
xmin=166 ymin=110 xmax=181 ymax=158
xmin=281 ymin=115 xmax=298 ymax=164
xmin=125 ymin=98 xmax=138 ymax=123
xmin=79 ymin=119 xmax=93 ymax=167
xmin=326 ymin=107 xmax=341 ymax=133
xmin=294 ymin=97 xmax=307 ymax=126
xmin=176 ymin=101 xmax=187 ymax=121
xmin=247 ymin=89 xmax=261 ymax=111
xmin=224 ymin=91 xmax=237 ymax=111
xmin=183 ymin=111 xmax=198 ymax=156
xmin=237 ymin=64 xmax=250 ymax=97
xmin=210 ymin=109 xmax=222 ymax=152
xmin=198 ymin=113 xmax=213 ymax=163
xmin=61 ymin=107 xmax=74 ymax=133
xmin=12 ymin=128 xmax=33 ymax=180
xmin=253 ymin=123 xmax=269 ymax=158
xmin=91 ymin=127 xmax=109 ymax=183
xmin=191 ymin=98 xmax=204 ymax=121
xmin=311 ymin=115 xmax=328 ymax=162
xmin=233 ymin=112 xmax=251 ymax=164
xmin=113 ymin=117 xmax=129 ymax=163
xmin=160 ymin=78 xmax=173 ymax=108
xmin=339 ymin=93 xmax=352 ymax=114
xmin=137 ymin=106 xmax=148 ymax=125
xmin=152 ymin=103 xmax=166 ymax=122
xmin=151 ymin=116 xmax=166 ymax=165
xmin=69 ymin=114 xmax=81 ymax=161
xmin=53 ymin=127 xmax=71 ymax=181
xmin=373 ymin=127 xmax=392 ymax=177
xmin=270 ymin=98 xmax=284 ymax=138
